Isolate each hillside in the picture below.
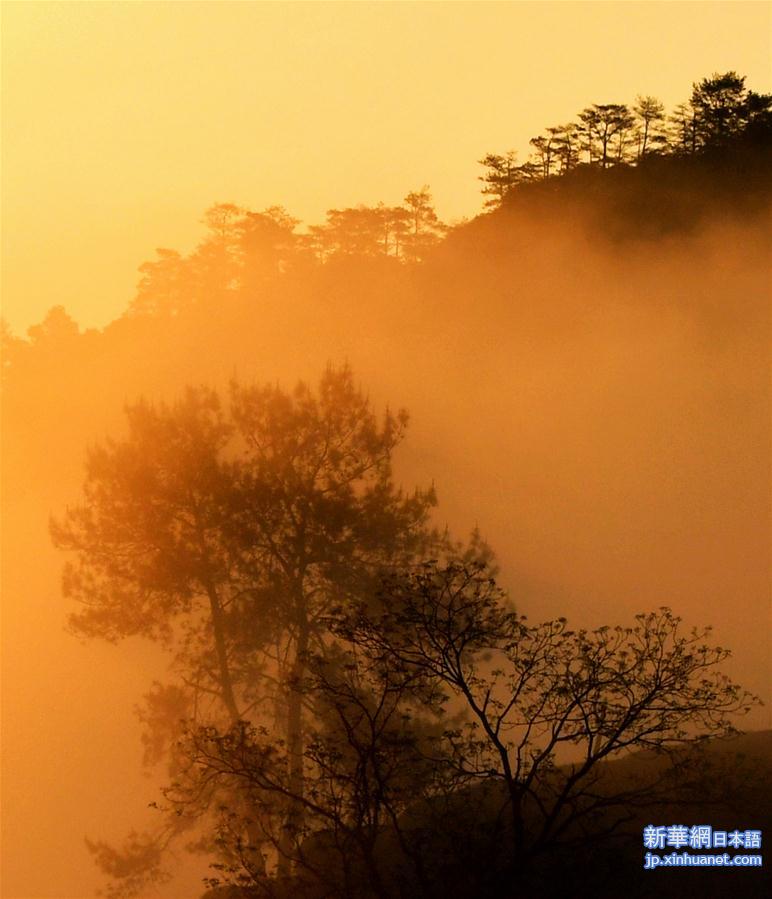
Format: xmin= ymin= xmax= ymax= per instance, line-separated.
xmin=2 ymin=132 xmax=770 ymax=899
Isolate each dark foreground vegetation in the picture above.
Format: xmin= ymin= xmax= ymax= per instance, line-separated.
xmin=2 ymin=72 xmax=770 ymax=898
xmin=50 ymin=371 xmax=766 ymax=899
xmin=202 ymin=729 xmax=772 ymax=899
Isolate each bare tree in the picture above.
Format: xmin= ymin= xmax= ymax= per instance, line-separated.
xmin=184 ymin=562 xmax=757 ymax=896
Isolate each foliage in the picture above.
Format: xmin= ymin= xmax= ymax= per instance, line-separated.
xmin=179 ymin=562 xmax=757 ymax=896
xmin=478 ymin=151 xmax=524 ymax=205
xmin=32 ymin=66 xmax=770 ymax=898
xmin=4 ymin=70 xmax=765 ymax=340
xmin=52 ymin=367 xmax=441 ymax=893
xmin=479 ymin=70 xmax=771 ymax=207
xmin=84 ymin=831 xmax=173 ymax=899
xmin=306 ymin=188 xmax=444 ymax=262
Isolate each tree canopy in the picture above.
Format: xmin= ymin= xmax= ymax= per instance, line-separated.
xmin=478 ymin=70 xmax=771 ymax=206
xmin=182 ymin=562 xmax=757 ymax=897
xmin=52 ymin=367 xmax=443 ymax=892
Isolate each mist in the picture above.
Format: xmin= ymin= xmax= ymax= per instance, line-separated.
xmin=3 ymin=150 xmax=771 ymax=896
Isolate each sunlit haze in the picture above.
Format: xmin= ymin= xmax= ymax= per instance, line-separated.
xmin=2 ymin=1 xmax=770 ymax=331
xmin=2 ymin=3 xmax=771 ymax=899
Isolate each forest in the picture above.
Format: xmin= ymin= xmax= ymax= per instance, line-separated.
xmin=2 ymin=71 xmax=771 ymax=899
xmin=4 ymin=72 xmax=771 ymax=340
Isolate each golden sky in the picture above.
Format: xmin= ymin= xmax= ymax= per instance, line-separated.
xmin=2 ymin=0 xmax=770 ymax=332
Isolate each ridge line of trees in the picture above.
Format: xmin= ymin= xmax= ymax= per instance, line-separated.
xmin=3 ymin=70 xmax=769 ymax=347
xmin=479 ymin=71 xmax=771 ymax=205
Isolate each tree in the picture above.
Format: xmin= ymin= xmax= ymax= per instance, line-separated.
xmin=528 ymin=134 xmax=553 ymax=180
xmin=238 ymin=206 xmax=300 ymax=293
xmin=52 ymin=367 xmax=439 ymax=893
xmin=478 ymin=151 xmax=521 ymax=207
xmin=669 ymin=100 xmax=700 ymax=156
xmin=400 ymin=188 xmax=445 ymax=262
xmin=578 ymin=104 xmax=635 ymax=168
xmin=304 ymin=202 xmax=421 ymax=262
xmin=181 ymin=633 xmax=445 ymax=897
xmin=338 ymin=564 xmax=757 ymax=870
xmin=744 ymin=90 xmax=772 ymax=140
xmin=185 ymin=203 xmax=248 ymax=306
xmin=550 ymin=124 xmax=581 ymax=175
xmin=307 ymin=206 xmax=391 ymax=260
xmin=130 ymin=248 xmax=193 ymax=317
xmin=186 ymin=562 xmax=757 ymax=896
xmin=691 ymin=71 xmax=747 ymax=147
xmin=26 ymin=305 xmax=80 ymax=344
xmin=379 ymin=203 xmax=412 ymax=259
xmin=632 ymin=95 xmax=667 ymax=158
xmin=529 ymin=126 xmax=574 ymax=180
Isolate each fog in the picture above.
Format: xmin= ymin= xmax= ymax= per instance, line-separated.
xmin=2 ymin=189 xmax=770 ymax=897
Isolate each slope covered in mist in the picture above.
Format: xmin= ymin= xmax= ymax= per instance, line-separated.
xmin=2 ymin=139 xmax=770 ymax=897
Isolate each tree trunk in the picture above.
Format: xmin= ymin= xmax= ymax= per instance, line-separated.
xmin=277 ymin=606 xmax=309 ymax=876
xmin=205 ymin=583 xmax=240 ymax=722
xmin=206 ymin=583 xmax=268 ymax=875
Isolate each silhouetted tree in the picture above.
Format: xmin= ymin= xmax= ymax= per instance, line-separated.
xmin=745 ymin=89 xmax=772 ymax=140
xmin=400 ymin=188 xmax=445 ymax=262
xmin=478 ymin=151 xmax=521 ymax=206
xmin=304 ymin=200 xmax=433 ymax=262
xmin=551 ymin=123 xmax=581 ymax=174
xmin=52 ymin=367 xmax=439 ymax=893
xmin=669 ymin=100 xmax=700 ymax=155
xmin=632 ymin=95 xmax=667 ymax=158
xmin=379 ymin=203 xmax=412 ymax=258
xmin=238 ymin=206 xmax=300 ymax=292
xmin=184 ymin=562 xmax=757 ymax=896
xmin=340 ymin=564 xmax=756 ymax=868
xmin=476 ymin=71 xmax=768 ymax=208
xmin=189 ymin=203 xmax=245 ymax=304
xmin=529 ymin=131 xmax=559 ymax=179
xmin=307 ymin=206 xmax=392 ymax=260
xmin=578 ymin=104 xmax=635 ymax=168
xmin=130 ymin=248 xmax=193 ymax=317
xmin=691 ymin=71 xmax=747 ymax=147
